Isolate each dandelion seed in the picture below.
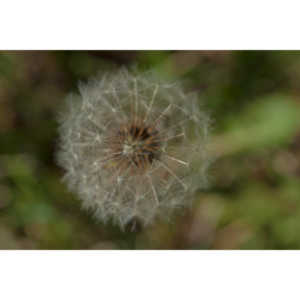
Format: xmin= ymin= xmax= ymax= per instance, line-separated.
xmin=56 ymin=68 xmax=211 ymax=229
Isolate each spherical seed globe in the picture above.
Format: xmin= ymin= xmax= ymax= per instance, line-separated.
xmin=57 ymin=68 xmax=210 ymax=229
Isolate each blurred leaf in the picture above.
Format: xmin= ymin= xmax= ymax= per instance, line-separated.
xmin=214 ymin=95 xmax=300 ymax=155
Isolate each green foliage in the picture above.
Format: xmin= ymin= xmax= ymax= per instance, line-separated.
xmin=219 ymin=94 xmax=300 ymax=154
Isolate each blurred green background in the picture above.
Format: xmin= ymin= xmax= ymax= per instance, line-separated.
xmin=1 ymin=51 xmax=300 ymax=249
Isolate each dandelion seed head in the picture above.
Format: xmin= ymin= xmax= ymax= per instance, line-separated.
xmin=57 ymin=68 xmax=211 ymax=229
